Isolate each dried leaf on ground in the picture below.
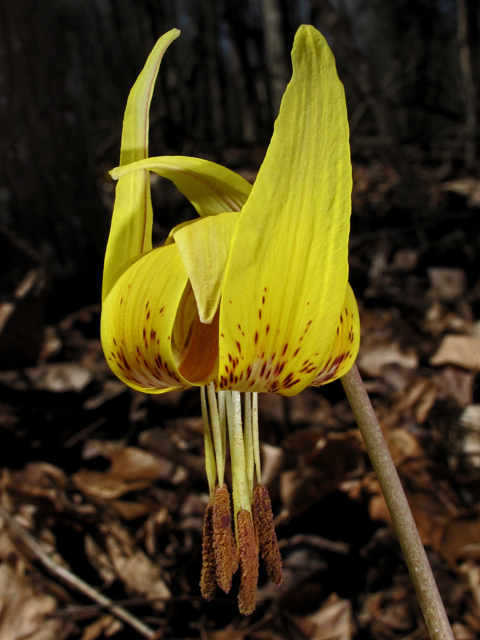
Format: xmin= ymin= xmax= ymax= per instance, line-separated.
xmin=292 ymin=593 xmax=355 ymax=640
xmin=431 ymin=336 xmax=480 ymax=371
xmin=0 ymin=562 xmax=71 ymax=640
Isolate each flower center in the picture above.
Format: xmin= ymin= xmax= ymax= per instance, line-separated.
xmin=199 ymin=384 xmax=282 ymax=614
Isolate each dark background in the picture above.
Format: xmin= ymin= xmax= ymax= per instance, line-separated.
xmin=0 ymin=1 xmax=479 ymax=639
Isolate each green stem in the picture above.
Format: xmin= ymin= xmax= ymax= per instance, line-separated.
xmin=341 ymin=365 xmax=454 ymax=640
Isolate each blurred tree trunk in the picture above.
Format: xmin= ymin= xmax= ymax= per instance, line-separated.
xmin=457 ymin=0 xmax=478 ymax=169
xmin=0 ymin=0 xmax=107 ymax=308
xmin=261 ymin=0 xmax=290 ymax=118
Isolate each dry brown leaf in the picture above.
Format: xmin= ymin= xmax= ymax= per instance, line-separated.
xmin=280 ymin=431 xmax=364 ymax=518
xmin=441 ymin=178 xmax=480 ymax=207
xmin=105 ymin=524 xmax=170 ymax=610
xmin=0 ymin=562 xmax=70 ymax=640
xmin=292 ymin=593 xmax=355 ymax=640
xmin=358 ymin=342 xmax=418 ymax=378
xmin=430 ymin=335 xmax=480 ymax=371
xmin=0 ymin=363 xmax=93 ymax=392
xmin=79 ymin=615 xmax=123 ymax=640
xmin=441 ymin=519 xmax=480 ymax=565
xmin=427 ymin=267 xmax=466 ymax=302
xmin=73 ymin=446 xmax=172 ymax=500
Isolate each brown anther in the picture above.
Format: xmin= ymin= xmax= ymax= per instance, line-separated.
xmin=237 ymin=509 xmax=259 ymax=616
xmin=213 ymin=485 xmax=237 ymax=593
xmin=200 ymin=503 xmax=217 ymax=600
xmin=253 ymin=484 xmax=283 ymax=586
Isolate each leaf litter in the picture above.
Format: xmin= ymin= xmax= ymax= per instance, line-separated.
xmin=0 ymin=157 xmax=479 ymax=638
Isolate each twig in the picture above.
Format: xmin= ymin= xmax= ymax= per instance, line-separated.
xmin=0 ymin=504 xmax=156 ymax=638
xmin=341 ymin=365 xmax=454 ymax=640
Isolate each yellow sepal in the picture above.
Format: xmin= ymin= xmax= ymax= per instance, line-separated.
xmin=111 ymin=156 xmax=252 ymax=217
xmin=173 ymin=212 xmax=240 ymax=324
xmin=102 ymin=30 xmax=180 ymax=301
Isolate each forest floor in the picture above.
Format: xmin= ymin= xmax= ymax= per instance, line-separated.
xmin=0 ymin=148 xmax=480 ymax=640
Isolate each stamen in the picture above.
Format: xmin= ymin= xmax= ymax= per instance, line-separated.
xmin=253 ymin=484 xmax=283 ymax=586
xmin=207 ymin=382 xmax=225 ymax=486
xmin=252 ymin=392 xmax=262 ymax=484
xmin=200 ymin=503 xmax=217 ymax=600
xmin=201 ymin=386 xmax=217 ymax=499
xmin=243 ymin=393 xmax=254 ymax=501
xmin=213 ymin=484 xmax=237 ymax=593
xmin=237 ymin=509 xmax=259 ymax=616
xmin=226 ymin=391 xmax=250 ymax=517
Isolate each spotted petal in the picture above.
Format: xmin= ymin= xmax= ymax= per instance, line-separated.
xmin=102 ymin=29 xmax=180 ymax=301
xmin=218 ymin=26 xmax=353 ymax=395
xmin=311 ymin=284 xmax=360 ymax=386
xmin=101 ymin=243 xmax=219 ymax=393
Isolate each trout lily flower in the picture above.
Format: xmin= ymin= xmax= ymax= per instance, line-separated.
xmin=101 ymin=26 xmax=359 ymax=615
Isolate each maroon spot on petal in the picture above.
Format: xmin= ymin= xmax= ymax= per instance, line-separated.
xmin=236 ymin=341 xmax=242 ymax=354
xmin=246 ymin=366 xmax=252 ymax=380
xmin=259 ymin=309 xmax=262 ymax=319
xmin=225 ymin=365 xmax=229 ymax=373
xmin=159 ymin=306 xmax=165 ymax=314
xmin=113 ymin=338 xmax=117 ymax=346
xmin=282 ymin=343 xmax=288 ymax=356
xmin=120 ymin=298 xmax=123 ymax=305
xmin=147 ymin=311 xmax=151 ymax=320
xmin=266 ymin=325 xmax=270 ymax=334
xmin=262 ymin=296 xmax=265 ymax=304
xmin=340 ymin=315 xmax=343 ymax=323
xmin=260 ymin=362 xmax=266 ymax=377
xmin=229 ymin=372 xmax=234 ymax=383
xmin=136 ymin=346 xmax=141 ymax=356
xmin=146 ymin=301 xmax=149 ymax=309
xmin=228 ymin=353 xmax=232 ymax=362
xmin=255 ymin=332 xmax=258 ymax=344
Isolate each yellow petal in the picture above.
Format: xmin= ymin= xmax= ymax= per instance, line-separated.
xmin=111 ymin=155 xmax=252 ymax=217
xmin=218 ymin=26 xmax=352 ymax=395
xmin=311 ymin=284 xmax=360 ymax=385
xmin=173 ymin=211 xmax=240 ymax=324
xmin=102 ymin=30 xmax=180 ymax=301
xmin=101 ymin=243 xmax=219 ymax=393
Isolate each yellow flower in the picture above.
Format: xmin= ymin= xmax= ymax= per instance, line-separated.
xmin=101 ymin=25 xmax=360 ymax=615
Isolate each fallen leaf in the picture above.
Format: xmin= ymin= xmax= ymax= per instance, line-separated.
xmin=0 ymin=562 xmax=70 ymax=640
xmin=292 ymin=593 xmax=355 ymax=640
xmin=430 ymin=336 xmax=480 ymax=371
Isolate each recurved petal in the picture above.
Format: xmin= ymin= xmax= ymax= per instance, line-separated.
xmin=102 ymin=30 xmax=180 ymax=301
xmin=101 ymin=243 xmax=194 ymax=393
xmin=218 ymin=26 xmax=352 ymax=395
xmin=311 ymin=284 xmax=360 ymax=386
xmin=173 ymin=211 xmax=240 ymax=324
xmin=111 ymin=156 xmax=252 ymax=218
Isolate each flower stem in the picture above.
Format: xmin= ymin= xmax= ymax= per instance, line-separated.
xmin=341 ymin=365 xmax=454 ymax=640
